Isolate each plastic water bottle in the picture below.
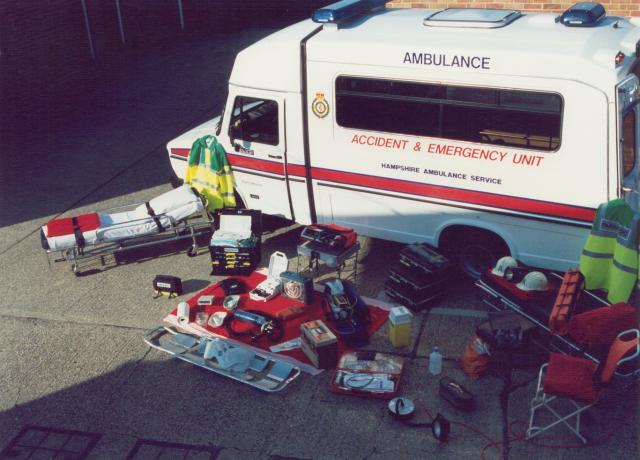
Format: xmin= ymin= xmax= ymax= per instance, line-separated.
xmin=429 ymin=346 xmax=442 ymax=375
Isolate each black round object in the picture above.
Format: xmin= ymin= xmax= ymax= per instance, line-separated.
xmin=186 ymin=245 xmax=198 ymax=257
xmin=221 ymin=278 xmax=245 ymax=295
xmin=388 ymin=397 xmax=415 ymax=420
xmin=431 ymin=414 xmax=450 ymax=442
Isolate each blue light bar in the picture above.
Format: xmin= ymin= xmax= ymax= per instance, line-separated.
xmin=312 ymin=0 xmax=388 ymax=25
xmin=556 ymin=2 xmax=605 ymax=27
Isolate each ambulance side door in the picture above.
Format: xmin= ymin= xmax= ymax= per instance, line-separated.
xmin=226 ymin=89 xmax=292 ymax=219
xmin=621 ymin=102 xmax=639 ymax=211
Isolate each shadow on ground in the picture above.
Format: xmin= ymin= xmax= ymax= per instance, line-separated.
xmin=0 ymin=30 xmax=274 ymax=231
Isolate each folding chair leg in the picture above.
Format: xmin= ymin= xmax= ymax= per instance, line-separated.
xmin=527 ymin=393 xmax=591 ymax=444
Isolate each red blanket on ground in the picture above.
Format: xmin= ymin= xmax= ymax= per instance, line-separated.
xmin=170 ymin=271 xmax=389 ymax=367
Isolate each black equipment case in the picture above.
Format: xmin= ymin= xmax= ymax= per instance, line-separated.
xmin=385 ymin=243 xmax=455 ymax=310
xmin=153 ymin=275 xmax=183 ymax=298
xmin=209 ymin=209 xmax=262 ymax=276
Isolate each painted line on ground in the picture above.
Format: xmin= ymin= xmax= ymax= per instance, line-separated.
xmin=429 ymin=307 xmax=488 ymax=318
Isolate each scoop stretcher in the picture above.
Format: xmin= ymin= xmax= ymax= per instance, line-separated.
xmin=143 ymin=326 xmax=301 ymax=392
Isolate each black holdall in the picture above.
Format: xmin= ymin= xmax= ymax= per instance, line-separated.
xmin=438 ymin=377 xmax=476 ymax=412
xmin=153 ymin=275 xmax=183 ymax=298
xmin=322 ymin=279 xmax=370 ymax=346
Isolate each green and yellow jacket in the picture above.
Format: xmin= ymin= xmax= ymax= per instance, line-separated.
xmin=185 ymin=135 xmax=236 ymax=211
xmin=579 ymin=199 xmax=639 ymax=303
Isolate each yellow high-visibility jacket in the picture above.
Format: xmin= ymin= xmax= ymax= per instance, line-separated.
xmin=579 ymin=199 xmax=639 ymax=303
xmin=185 ymin=135 xmax=236 ymax=211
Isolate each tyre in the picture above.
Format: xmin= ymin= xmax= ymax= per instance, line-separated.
xmin=441 ymin=228 xmax=509 ymax=279
xmin=186 ymin=245 xmax=198 ymax=258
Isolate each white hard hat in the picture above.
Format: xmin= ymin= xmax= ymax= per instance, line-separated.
xmin=491 ymin=256 xmax=518 ymax=277
xmin=516 ymin=271 xmax=548 ymax=292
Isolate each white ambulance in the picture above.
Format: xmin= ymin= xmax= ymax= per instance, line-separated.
xmin=167 ymin=1 xmax=640 ymax=276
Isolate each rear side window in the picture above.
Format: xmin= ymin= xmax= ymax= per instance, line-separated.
xmin=336 ymin=77 xmax=563 ymax=152
xmin=622 ymin=110 xmax=636 ymax=176
xmin=229 ymin=96 xmax=279 ymax=145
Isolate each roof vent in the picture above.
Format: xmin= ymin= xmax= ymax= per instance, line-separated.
xmin=556 ymin=2 xmax=605 ymax=27
xmin=312 ymin=0 xmax=388 ymax=25
xmin=424 ymin=8 xmax=522 ymax=29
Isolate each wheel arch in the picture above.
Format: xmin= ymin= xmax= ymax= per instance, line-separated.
xmin=435 ymin=221 xmax=515 ymax=258
xmin=436 ymin=221 xmax=517 ymax=278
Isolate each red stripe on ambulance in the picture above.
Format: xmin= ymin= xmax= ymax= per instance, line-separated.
xmin=170 ymin=148 xmax=190 ymax=157
xmin=286 ymin=164 xmax=307 ymax=177
xmin=310 ymin=167 xmax=596 ymax=223
xmin=226 ymin=154 xmax=285 ymax=176
xmin=170 ymin=148 xmax=595 ymax=222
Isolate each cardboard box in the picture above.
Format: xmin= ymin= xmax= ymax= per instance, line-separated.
xmin=300 ymin=320 xmax=338 ymax=369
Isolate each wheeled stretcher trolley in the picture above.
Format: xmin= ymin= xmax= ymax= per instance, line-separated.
xmin=40 ymin=186 xmax=214 ymax=276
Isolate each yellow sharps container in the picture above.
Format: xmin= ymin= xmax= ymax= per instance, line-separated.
xmin=388 ymin=306 xmax=413 ymax=347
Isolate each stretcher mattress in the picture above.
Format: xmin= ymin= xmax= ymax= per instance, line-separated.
xmin=42 ymin=186 xmax=204 ymax=251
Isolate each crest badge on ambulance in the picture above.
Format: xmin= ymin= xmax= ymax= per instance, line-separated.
xmin=312 ymin=92 xmax=330 ymax=119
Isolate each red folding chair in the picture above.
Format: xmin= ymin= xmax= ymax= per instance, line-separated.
xmin=526 ymin=329 xmax=639 ymax=443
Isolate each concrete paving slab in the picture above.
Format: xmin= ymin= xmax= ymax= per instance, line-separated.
xmin=506 ymin=376 xmax=640 ymax=459
xmin=216 ymin=447 xmax=262 ymax=460
xmin=0 ymin=317 xmax=147 ymax=448
xmin=87 ymin=434 xmax=139 ymax=460
xmin=0 ymin=241 xmax=99 ymax=323
xmin=416 ymin=313 xmax=484 ymax=360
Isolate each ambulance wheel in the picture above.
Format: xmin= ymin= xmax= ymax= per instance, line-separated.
xmin=187 ymin=245 xmax=198 ymax=257
xmin=459 ymin=243 xmax=497 ymax=279
xmin=442 ymin=229 xmax=508 ymax=280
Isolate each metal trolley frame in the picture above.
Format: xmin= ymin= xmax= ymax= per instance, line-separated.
xmin=45 ymin=201 xmax=213 ymax=276
xmin=476 ymin=272 xmax=640 ymax=380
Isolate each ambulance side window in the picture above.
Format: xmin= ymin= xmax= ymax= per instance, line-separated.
xmin=229 ymin=96 xmax=279 ymax=146
xmin=336 ymin=77 xmax=562 ymax=152
xmin=622 ymin=110 xmax=636 ymax=176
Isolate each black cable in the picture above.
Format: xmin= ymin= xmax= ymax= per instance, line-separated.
xmin=223 ymin=310 xmax=283 ymax=342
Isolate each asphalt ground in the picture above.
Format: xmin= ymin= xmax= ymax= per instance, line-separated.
xmin=1 ymin=26 xmax=638 ymax=460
